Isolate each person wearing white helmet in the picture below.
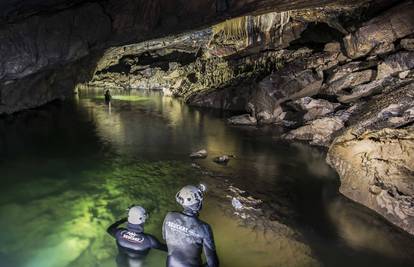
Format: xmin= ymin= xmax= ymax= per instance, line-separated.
xmin=107 ymin=205 xmax=167 ymax=267
xmin=162 ymin=184 xmax=219 ymax=267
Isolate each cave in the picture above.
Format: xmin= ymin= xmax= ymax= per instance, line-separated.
xmin=1 ymin=1 xmax=414 ymax=267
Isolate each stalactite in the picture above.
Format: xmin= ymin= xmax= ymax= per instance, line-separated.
xmin=210 ymin=10 xmax=292 ymax=48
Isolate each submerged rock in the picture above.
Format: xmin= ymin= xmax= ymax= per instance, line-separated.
xmin=190 ymin=149 xmax=208 ymax=159
xmin=213 ymin=155 xmax=232 ymax=165
xmin=327 ymin=128 xmax=414 ymax=235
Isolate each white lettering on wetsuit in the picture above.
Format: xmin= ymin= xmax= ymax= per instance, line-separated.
xmin=166 ymin=221 xmax=202 ymax=239
xmin=121 ymin=231 xmax=145 ymax=243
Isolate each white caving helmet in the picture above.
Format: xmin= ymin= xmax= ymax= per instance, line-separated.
xmin=128 ymin=206 xmax=148 ymax=225
xmin=175 ymin=184 xmax=207 ymax=211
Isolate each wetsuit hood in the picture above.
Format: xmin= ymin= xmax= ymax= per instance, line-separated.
xmin=128 ymin=206 xmax=148 ymax=225
xmin=127 ymin=223 xmax=144 ymax=233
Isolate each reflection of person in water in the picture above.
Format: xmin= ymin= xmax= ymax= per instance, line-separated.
xmin=107 ymin=206 xmax=167 ymax=267
xmin=163 ymin=184 xmax=219 ymax=267
xmin=104 ymin=90 xmax=112 ymax=104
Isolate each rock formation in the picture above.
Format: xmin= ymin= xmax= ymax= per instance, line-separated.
xmin=327 ymin=129 xmax=414 ymax=235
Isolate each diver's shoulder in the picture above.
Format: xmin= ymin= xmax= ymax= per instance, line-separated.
xmin=165 ymin=211 xmax=181 ymax=219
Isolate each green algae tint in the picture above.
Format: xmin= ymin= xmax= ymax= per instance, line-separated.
xmin=1 ymin=90 xmax=414 ymax=267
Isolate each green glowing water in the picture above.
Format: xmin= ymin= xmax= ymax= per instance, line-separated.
xmin=0 ymin=90 xmax=413 ymax=267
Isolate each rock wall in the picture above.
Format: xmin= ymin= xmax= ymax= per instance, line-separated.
xmin=327 ymin=129 xmax=414 ymax=235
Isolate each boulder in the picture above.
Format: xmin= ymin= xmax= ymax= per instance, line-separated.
xmin=323 ymin=42 xmax=341 ymax=53
xmin=283 ymin=117 xmax=344 ymax=146
xmin=261 ymin=64 xmax=323 ymax=102
xmin=324 ymin=69 xmax=376 ymax=95
xmin=326 ymin=60 xmax=378 ymax=84
xmin=336 ymin=76 xmax=405 ymax=103
xmin=327 ymin=128 xmax=414 ymax=235
xmin=343 ymin=1 xmax=414 ymax=59
xmin=190 ymin=149 xmax=208 ymax=159
xmin=401 ymin=38 xmax=414 ymax=51
xmin=377 ymin=52 xmax=414 ymax=80
xmin=187 ymin=85 xmax=251 ymax=111
xmin=293 ymin=97 xmax=340 ymax=121
xmin=213 ymin=155 xmax=232 ymax=165
xmin=228 ymin=114 xmax=257 ymax=125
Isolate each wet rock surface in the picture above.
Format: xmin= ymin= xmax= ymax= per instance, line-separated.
xmin=327 ymin=128 xmax=414 ymax=235
xmin=283 ymin=116 xmax=345 ymax=146
xmin=190 ymin=149 xmax=208 ymax=159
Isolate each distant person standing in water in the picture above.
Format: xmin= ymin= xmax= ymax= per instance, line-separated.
xmin=104 ymin=90 xmax=112 ymax=104
xmin=107 ymin=206 xmax=167 ymax=267
xmin=163 ymin=184 xmax=219 ymax=267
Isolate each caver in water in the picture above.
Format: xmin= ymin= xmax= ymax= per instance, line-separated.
xmin=163 ymin=184 xmax=219 ymax=267
xmin=107 ymin=205 xmax=167 ymax=267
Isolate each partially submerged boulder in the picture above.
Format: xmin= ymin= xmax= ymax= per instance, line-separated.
xmin=228 ymin=114 xmax=257 ymax=125
xmin=213 ymin=155 xmax=233 ymax=165
xmin=190 ymin=149 xmax=208 ymax=159
xmin=327 ymin=128 xmax=414 ymax=235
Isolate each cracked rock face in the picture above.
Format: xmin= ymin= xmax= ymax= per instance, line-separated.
xmin=343 ymin=1 xmax=414 ymax=59
xmin=327 ymin=128 xmax=414 ymax=235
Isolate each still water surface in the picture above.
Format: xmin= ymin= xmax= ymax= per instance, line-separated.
xmin=0 ymin=91 xmax=413 ymax=267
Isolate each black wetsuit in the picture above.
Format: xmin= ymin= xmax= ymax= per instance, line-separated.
xmin=162 ymin=211 xmax=219 ymax=267
xmin=107 ymin=218 xmax=167 ymax=266
xmin=105 ymin=92 xmax=112 ymax=104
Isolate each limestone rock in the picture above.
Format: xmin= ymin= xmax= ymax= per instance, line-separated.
xmin=377 ymin=52 xmax=414 ymax=80
xmin=283 ymin=117 xmax=344 ymax=146
xmin=327 ymin=128 xmax=414 ymax=235
xmin=336 ymin=76 xmax=404 ymax=103
xmin=401 ymin=38 xmax=414 ymax=51
xmin=258 ymin=64 xmax=323 ymax=104
xmin=0 ymin=3 xmax=111 ymax=82
xmin=343 ymin=1 xmax=414 ymax=59
xmin=293 ymin=97 xmax=340 ymax=121
xmin=213 ymin=155 xmax=232 ymax=165
xmin=325 ymin=69 xmax=376 ymax=95
xmin=326 ymin=60 xmax=378 ymax=84
xmin=188 ymin=85 xmax=251 ymax=111
xmin=324 ymin=42 xmax=341 ymax=52
xmin=190 ymin=149 xmax=208 ymax=159
xmin=228 ymin=114 xmax=257 ymax=125
xmin=347 ymin=82 xmax=414 ymax=135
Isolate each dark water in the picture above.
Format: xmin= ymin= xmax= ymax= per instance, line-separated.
xmin=0 ymin=90 xmax=413 ymax=267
